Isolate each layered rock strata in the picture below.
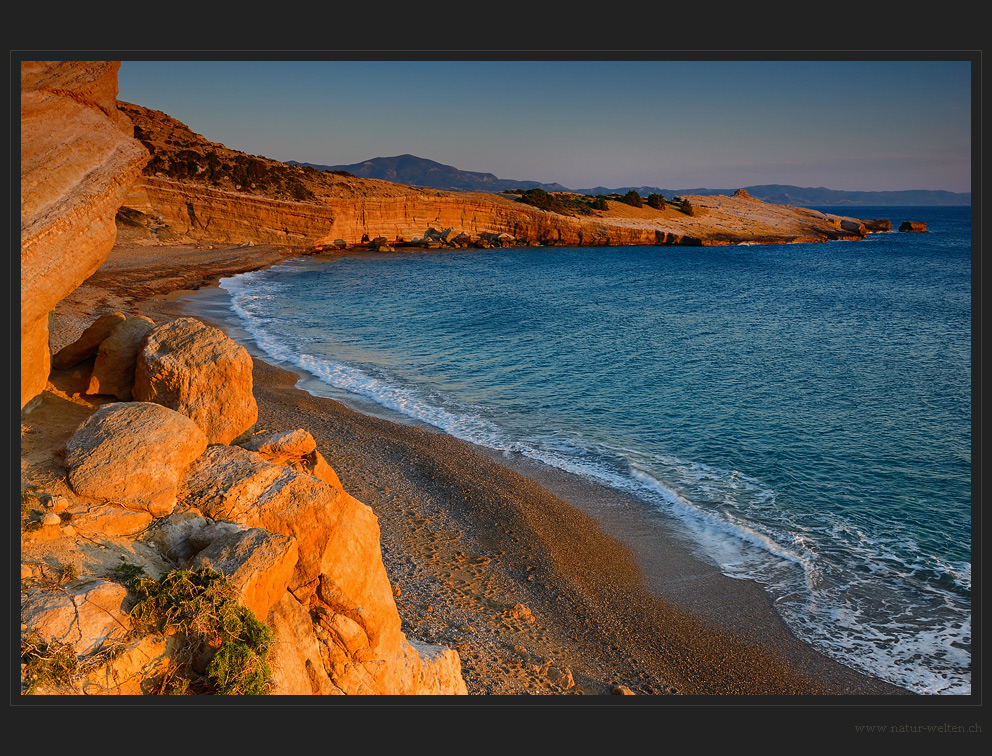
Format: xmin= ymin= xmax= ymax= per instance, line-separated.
xmin=123 ymin=175 xmax=875 ymax=251
xmin=20 ymin=61 xmax=149 ymax=408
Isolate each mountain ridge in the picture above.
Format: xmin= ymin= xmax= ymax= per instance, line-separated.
xmin=293 ymin=155 xmax=970 ymax=207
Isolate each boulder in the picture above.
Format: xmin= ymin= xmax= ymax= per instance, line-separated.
xmin=899 ymin=221 xmax=928 ymax=232
xmin=64 ymin=402 xmax=208 ymax=517
xmin=70 ymin=504 xmax=154 ymax=537
xmin=85 ymin=315 xmax=156 ymax=399
xmin=21 ymin=578 xmax=130 ymax=656
xmin=241 ymin=430 xmax=343 ymax=492
xmin=183 ymin=445 xmax=389 ymax=616
xmin=864 ymin=219 xmax=893 ymax=232
xmin=840 ymin=219 xmax=867 ymax=236
xmin=51 ymin=312 xmax=126 ymax=370
xmin=133 ymin=317 xmax=258 ymax=444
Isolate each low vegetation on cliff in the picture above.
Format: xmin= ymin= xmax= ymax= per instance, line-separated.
xmin=123 ymin=565 xmax=275 ymax=695
xmin=120 ymin=100 xmax=341 ymax=203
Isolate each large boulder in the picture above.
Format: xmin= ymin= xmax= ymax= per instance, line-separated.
xmin=133 ymin=317 xmax=258 ymax=444
xmin=20 ymin=61 xmax=148 ymax=408
xmin=64 ymin=402 xmax=208 ymax=517
xmin=182 ymin=445 xmax=366 ymax=604
xmin=85 ymin=315 xmax=157 ymax=400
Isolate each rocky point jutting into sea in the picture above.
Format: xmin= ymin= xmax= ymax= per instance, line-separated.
xmin=19 ymin=60 xmax=904 ymax=697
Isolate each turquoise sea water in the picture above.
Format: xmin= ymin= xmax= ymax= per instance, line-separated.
xmin=214 ymin=206 xmax=972 ymax=694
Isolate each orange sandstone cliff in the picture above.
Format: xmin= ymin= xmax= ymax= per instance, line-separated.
xmin=21 ymin=62 xmax=150 ymax=410
xmin=115 ymin=100 xmax=880 ymax=252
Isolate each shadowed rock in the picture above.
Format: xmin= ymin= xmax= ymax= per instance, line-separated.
xmin=85 ymin=314 xmax=156 ymax=399
xmin=51 ymin=312 xmax=126 ymax=370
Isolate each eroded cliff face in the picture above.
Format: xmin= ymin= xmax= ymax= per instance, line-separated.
xmin=20 ymin=61 xmax=150 ymax=408
xmin=123 ymin=175 xmax=865 ymax=251
xmin=115 ymin=99 xmax=871 ymax=253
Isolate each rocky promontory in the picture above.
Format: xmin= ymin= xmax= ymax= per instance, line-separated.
xmin=115 ymin=100 xmax=887 ymax=254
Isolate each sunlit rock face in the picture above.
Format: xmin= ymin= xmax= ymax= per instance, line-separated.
xmin=20 ymin=61 xmax=149 ymax=408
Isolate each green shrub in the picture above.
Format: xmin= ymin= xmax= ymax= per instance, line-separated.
xmin=516 ymin=188 xmax=596 ymax=216
xmin=21 ymin=632 xmax=78 ymax=694
xmin=128 ymin=567 xmax=274 ymax=695
xmin=619 ymin=190 xmax=643 ymax=208
xmin=646 ymin=193 xmax=666 ymax=209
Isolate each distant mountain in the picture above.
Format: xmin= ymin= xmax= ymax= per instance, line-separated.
xmin=287 ymin=154 xmax=570 ymax=194
xmin=577 ymin=183 xmax=972 ymax=207
xmin=289 ymin=154 xmax=970 ymax=207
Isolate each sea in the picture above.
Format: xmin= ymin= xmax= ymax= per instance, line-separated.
xmin=194 ymin=205 xmax=972 ymax=695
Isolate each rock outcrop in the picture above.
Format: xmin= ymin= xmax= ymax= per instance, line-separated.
xmin=27 ymin=305 xmax=468 ymax=695
xmin=123 ymin=175 xmax=873 ymax=251
xmin=20 ymin=62 xmax=149 ymax=408
xmin=899 ymin=221 xmax=928 ymax=232
xmin=181 ymin=441 xmax=467 ymax=694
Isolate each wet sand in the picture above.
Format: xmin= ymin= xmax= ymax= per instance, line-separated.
xmin=52 ymin=241 xmax=911 ymax=698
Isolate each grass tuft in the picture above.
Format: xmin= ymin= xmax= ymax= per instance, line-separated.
xmin=128 ymin=567 xmax=274 ymax=695
xmin=21 ymin=632 xmax=78 ymax=694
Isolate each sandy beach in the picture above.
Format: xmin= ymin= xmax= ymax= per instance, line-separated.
xmin=49 ymin=240 xmax=912 ymax=697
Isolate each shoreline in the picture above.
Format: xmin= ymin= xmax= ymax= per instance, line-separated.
xmin=51 ymin=241 xmax=911 ymax=696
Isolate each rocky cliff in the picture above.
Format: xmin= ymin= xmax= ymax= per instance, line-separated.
xmin=21 ymin=62 xmax=150 ymax=409
xmin=117 ymin=100 xmax=879 ymax=252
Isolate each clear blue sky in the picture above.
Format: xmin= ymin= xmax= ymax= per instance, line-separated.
xmin=116 ymin=59 xmax=972 ymax=193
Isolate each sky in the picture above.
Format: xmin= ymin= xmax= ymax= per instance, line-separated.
xmin=116 ymin=58 xmax=973 ymax=194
